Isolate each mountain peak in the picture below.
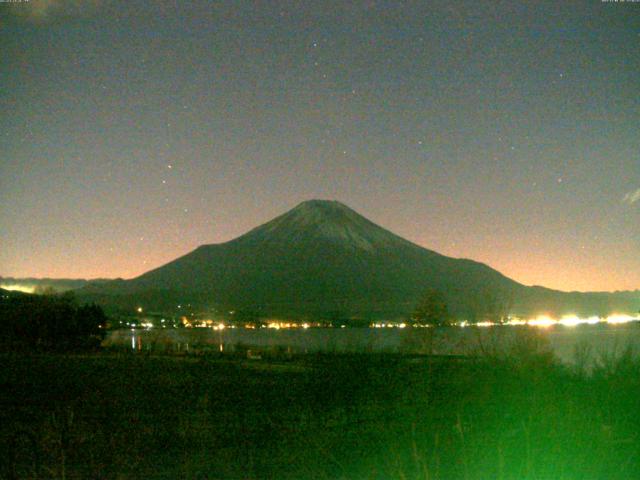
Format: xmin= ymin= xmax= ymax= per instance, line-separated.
xmin=293 ymin=199 xmax=351 ymax=211
xmin=288 ymin=199 xmax=360 ymax=223
xmin=237 ymin=199 xmax=404 ymax=252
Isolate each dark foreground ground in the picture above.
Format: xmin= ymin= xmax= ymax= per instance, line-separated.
xmin=1 ymin=334 xmax=640 ymax=479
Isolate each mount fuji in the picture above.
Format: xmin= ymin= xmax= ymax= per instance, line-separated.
xmin=79 ymin=200 xmax=639 ymax=320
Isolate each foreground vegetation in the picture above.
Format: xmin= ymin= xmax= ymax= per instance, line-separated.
xmin=1 ymin=334 xmax=639 ymax=479
xmin=0 ymin=291 xmax=106 ymax=351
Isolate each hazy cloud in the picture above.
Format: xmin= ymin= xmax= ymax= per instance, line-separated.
xmin=623 ymin=189 xmax=640 ymax=205
xmin=3 ymin=0 xmax=101 ymax=23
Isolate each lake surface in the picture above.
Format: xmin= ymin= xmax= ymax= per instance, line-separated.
xmin=104 ymin=322 xmax=640 ymax=365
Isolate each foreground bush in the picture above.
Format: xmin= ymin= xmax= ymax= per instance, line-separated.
xmin=1 ymin=339 xmax=640 ymax=479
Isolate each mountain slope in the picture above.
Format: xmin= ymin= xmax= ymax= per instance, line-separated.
xmin=79 ymin=200 xmax=639 ymax=319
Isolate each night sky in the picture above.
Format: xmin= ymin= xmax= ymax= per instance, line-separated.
xmin=1 ymin=0 xmax=638 ymax=292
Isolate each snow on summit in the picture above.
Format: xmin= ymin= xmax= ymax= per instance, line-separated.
xmin=242 ymin=200 xmax=406 ymax=251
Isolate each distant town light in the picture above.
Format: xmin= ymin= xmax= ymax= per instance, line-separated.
xmin=558 ymin=315 xmax=582 ymax=327
xmin=557 ymin=315 xmax=600 ymax=327
xmin=527 ymin=316 xmax=556 ymax=327
xmin=505 ymin=318 xmax=527 ymax=326
xmin=0 ymin=284 xmax=35 ymax=294
xmin=605 ymin=314 xmax=636 ymax=324
xmin=476 ymin=321 xmax=494 ymax=328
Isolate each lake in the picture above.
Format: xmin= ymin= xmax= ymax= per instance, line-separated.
xmin=104 ymin=321 xmax=640 ymax=365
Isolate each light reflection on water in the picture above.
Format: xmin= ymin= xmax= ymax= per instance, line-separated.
xmin=106 ymin=322 xmax=640 ymax=364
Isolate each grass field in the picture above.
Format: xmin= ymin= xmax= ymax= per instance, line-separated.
xmin=1 ymin=332 xmax=640 ymax=479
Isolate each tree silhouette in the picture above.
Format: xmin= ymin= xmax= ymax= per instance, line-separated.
xmin=0 ymin=291 xmax=107 ymax=351
xmin=467 ymin=287 xmax=514 ymax=323
xmin=412 ymin=289 xmax=451 ymax=326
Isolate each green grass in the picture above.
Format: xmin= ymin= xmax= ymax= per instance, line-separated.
xmin=1 ymin=337 xmax=640 ymax=479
